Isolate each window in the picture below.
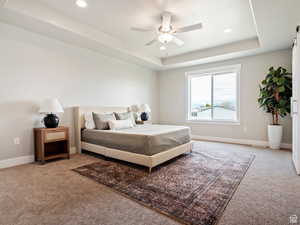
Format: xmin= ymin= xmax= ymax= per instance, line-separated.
xmin=186 ymin=65 xmax=240 ymax=123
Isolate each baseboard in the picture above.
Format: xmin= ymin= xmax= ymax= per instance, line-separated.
xmin=281 ymin=143 xmax=293 ymax=149
xmin=0 ymin=138 xmax=291 ymax=170
xmin=70 ymin=147 xmax=77 ymax=154
xmin=292 ymin=157 xmax=300 ymax=175
xmin=0 ymin=147 xmax=77 ymax=170
xmin=0 ymin=155 xmax=35 ymax=170
xmin=191 ymin=135 xmax=292 ymax=150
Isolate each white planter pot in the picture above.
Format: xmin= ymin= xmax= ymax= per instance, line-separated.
xmin=268 ymin=125 xmax=283 ymax=149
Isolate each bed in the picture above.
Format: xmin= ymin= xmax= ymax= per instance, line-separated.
xmin=74 ymin=106 xmax=192 ymax=172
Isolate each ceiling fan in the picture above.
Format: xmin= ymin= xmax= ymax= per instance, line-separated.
xmin=131 ymin=12 xmax=203 ymax=47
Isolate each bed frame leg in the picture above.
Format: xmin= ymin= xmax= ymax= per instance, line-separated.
xmin=148 ymin=167 xmax=152 ymax=174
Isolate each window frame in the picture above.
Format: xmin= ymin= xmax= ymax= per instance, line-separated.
xmin=185 ymin=64 xmax=241 ymax=125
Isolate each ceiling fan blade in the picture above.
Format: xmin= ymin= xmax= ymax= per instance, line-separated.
xmin=172 ymin=37 xmax=184 ymax=46
xmin=145 ymin=39 xmax=157 ymax=46
xmin=176 ymin=23 xmax=202 ymax=33
xmin=161 ymin=12 xmax=172 ymax=32
xmin=131 ymin=27 xmax=154 ymax=32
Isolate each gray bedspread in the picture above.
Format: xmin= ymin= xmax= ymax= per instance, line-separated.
xmin=82 ymin=124 xmax=191 ymax=156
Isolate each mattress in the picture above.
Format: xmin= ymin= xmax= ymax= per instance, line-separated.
xmin=81 ymin=124 xmax=191 ymax=156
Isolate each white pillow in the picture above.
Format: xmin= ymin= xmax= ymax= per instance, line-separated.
xmin=108 ymin=119 xmax=134 ymax=130
xmin=84 ymin=112 xmax=96 ymax=129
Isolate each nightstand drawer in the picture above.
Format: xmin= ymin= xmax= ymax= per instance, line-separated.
xmin=45 ymin=131 xmax=66 ymax=141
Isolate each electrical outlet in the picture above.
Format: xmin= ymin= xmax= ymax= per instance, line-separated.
xmin=243 ymin=126 xmax=248 ymax=133
xmin=14 ymin=137 xmax=20 ymax=145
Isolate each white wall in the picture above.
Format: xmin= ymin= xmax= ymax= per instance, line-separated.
xmin=0 ymin=20 xmax=293 ymax=163
xmin=0 ymin=22 xmax=158 ymax=161
xmin=158 ymin=49 xmax=292 ymax=144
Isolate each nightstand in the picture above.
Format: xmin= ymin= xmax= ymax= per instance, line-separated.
xmin=34 ymin=126 xmax=70 ymax=164
xmin=136 ymin=121 xmax=152 ymax=125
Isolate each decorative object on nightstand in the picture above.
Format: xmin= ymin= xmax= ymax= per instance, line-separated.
xmin=34 ymin=126 xmax=70 ymax=164
xmin=140 ymin=104 xmax=151 ymax=121
xmin=39 ymin=98 xmax=64 ymax=128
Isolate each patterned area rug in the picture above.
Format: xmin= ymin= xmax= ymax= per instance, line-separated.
xmin=73 ymin=142 xmax=255 ymax=225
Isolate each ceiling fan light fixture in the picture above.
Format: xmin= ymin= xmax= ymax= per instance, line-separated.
xmin=76 ymin=0 xmax=87 ymax=8
xmin=158 ymin=33 xmax=173 ymax=44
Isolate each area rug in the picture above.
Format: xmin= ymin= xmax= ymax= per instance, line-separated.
xmin=73 ymin=143 xmax=255 ymax=225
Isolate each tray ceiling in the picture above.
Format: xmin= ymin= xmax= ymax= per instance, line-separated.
xmin=0 ymin=0 xmax=299 ymax=70
xmin=39 ymin=0 xmax=257 ymax=58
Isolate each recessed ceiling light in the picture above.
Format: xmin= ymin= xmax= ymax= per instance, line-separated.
xmin=224 ymin=28 xmax=232 ymax=33
xmin=76 ymin=0 xmax=87 ymax=8
xmin=160 ymin=46 xmax=166 ymax=51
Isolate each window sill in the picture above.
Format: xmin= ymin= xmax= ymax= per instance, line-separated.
xmin=186 ymin=120 xmax=240 ymax=126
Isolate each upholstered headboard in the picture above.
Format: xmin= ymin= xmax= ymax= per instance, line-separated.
xmin=74 ymin=106 xmax=130 ymax=153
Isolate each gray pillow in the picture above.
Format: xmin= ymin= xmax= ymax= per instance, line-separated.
xmin=114 ymin=112 xmax=136 ymax=125
xmin=114 ymin=112 xmax=130 ymax=120
xmin=92 ymin=112 xmax=116 ymax=130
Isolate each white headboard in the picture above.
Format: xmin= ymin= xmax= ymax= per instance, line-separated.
xmin=74 ymin=106 xmax=130 ymax=153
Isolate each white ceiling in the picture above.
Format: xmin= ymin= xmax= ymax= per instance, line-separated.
xmin=39 ymin=0 xmax=257 ymax=58
xmin=0 ymin=0 xmax=299 ymax=70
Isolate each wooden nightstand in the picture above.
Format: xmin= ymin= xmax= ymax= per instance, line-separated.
xmin=34 ymin=126 xmax=70 ymax=164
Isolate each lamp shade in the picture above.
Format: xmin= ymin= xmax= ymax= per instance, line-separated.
xmin=39 ymin=98 xmax=64 ymax=114
xmin=140 ymin=104 xmax=151 ymax=113
xmin=130 ymin=104 xmax=140 ymax=113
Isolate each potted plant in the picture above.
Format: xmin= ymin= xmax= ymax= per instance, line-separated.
xmin=258 ymin=67 xmax=292 ymax=149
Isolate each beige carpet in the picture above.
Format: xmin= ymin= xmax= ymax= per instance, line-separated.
xmin=0 ymin=141 xmax=299 ymax=225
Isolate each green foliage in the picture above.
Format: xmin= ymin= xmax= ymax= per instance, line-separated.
xmin=258 ymin=67 xmax=292 ymax=125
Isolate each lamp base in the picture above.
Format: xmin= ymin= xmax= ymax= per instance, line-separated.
xmin=44 ymin=114 xmax=60 ymax=128
xmin=141 ymin=112 xmax=149 ymax=121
